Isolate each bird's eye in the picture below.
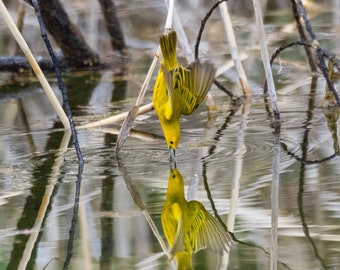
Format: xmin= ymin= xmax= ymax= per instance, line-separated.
xmin=170 ymin=141 xmax=174 ymax=144
xmin=172 ymin=174 xmax=176 ymax=178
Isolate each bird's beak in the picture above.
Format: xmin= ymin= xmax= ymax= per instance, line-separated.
xmin=169 ymin=148 xmax=176 ymax=168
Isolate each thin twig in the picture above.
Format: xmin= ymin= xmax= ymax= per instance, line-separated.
xmin=295 ymin=0 xmax=340 ymax=107
xmin=31 ymin=0 xmax=83 ymax=163
xmin=265 ymin=41 xmax=312 ymax=95
xmin=295 ymin=0 xmax=317 ymax=41
xmin=289 ymin=0 xmax=317 ymax=71
xmin=195 ymin=0 xmax=225 ymax=60
xmin=194 ymin=0 xmax=235 ymax=98
xmin=270 ymin=41 xmax=312 ymax=66
xmin=30 ymin=1 xmax=85 ymax=268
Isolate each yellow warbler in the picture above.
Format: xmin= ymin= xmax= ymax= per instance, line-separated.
xmin=153 ymin=30 xmax=216 ymax=151
xmin=161 ymin=167 xmax=231 ymax=269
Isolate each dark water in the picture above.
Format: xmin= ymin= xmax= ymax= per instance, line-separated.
xmin=1 ymin=1 xmax=340 ymax=269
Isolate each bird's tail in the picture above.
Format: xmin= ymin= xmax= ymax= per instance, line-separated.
xmin=176 ymin=252 xmax=192 ymax=270
xmin=160 ymin=30 xmax=178 ymax=70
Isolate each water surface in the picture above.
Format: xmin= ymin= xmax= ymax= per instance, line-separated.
xmin=0 ymin=1 xmax=340 ymax=270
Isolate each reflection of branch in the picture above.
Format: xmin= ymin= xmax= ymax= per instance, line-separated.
xmin=63 ymin=157 xmax=84 ymax=270
xmin=221 ymin=98 xmax=250 ymax=269
xmin=228 ymin=98 xmax=250 ymax=231
xmin=117 ymin=158 xmax=171 ymax=260
xmin=271 ymin=104 xmax=281 ymax=270
xmin=281 ymin=142 xmax=339 ymax=164
xmin=200 ymin=105 xmax=239 ymax=226
xmin=298 ymin=168 xmax=328 ymax=270
xmin=201 ymin=109 xmax=239 ymax=239
xmin=18 ymin=98 xmax=37 ymax=154
xmin=200 ymin=101 xmax=292 ymax=269
xmin=267 ymin=42 xmax=340 ymax=162
xmin=18 ymin=131 xmax=71 ymax=270
xmin=297 ymin=77 xmax=328 ymax=270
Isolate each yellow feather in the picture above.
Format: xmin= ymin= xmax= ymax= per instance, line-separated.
xmin=161 ymin=167 xmax=232 ymax=269
xmin=153 ymin=30 xmax=216 ymax=150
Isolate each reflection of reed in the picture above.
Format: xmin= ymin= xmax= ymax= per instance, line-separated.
xmin=297 ymin=77 xmax=328 ymax=270
xmin=117 ymin=158 xmax=171 ymax=260
xmin=99 ymin=158 xmax=114 ymax=269
xmin=8 ymin=130 xmax=71 ymax=270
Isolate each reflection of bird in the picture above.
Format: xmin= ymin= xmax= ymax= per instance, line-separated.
xmin=153 ymin=30 xmax=216 ymax=153
xmin=161 ymin=167 xmax=231 ymax=269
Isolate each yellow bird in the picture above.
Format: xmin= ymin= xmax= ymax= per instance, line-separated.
xmin=161 ymin=167 xmax=232 ymax=269
xmin=153 ymin=30 xmax=216 ymax=152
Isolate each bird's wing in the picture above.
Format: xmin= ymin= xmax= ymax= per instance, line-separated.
xmin=161 ymin=64 xmax=174 ymax=117
xmin=169 ymin=202 xmax=185 ymax=257
xmin=187 ymin=200 xmax=232 ymax=253
xmin=178 ymin=66 xmax=198 ymax=115
xmin=181 ymin=60 xmax=216 ymax=115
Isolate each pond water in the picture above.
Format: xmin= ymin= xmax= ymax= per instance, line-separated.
xmin=0 ymin=1 xmax=340 ymax=269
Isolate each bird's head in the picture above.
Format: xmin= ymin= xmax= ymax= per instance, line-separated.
xmin=163 ymin=124 xmax=180 ymax=150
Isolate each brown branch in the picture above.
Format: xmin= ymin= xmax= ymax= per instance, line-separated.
xmin=289 ymin=0 xmax=317 ymax=72
xmin=37 ymin=0 xmax=100 ymax=68
xmin=98 ymin=0 xmax=126 ymax=54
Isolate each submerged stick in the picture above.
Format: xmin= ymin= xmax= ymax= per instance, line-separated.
xmin=0 ymin=0 xmax=70 ymax=129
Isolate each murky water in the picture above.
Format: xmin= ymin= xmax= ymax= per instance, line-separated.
xmin=1 ymin=1 xmax=340 ymax=269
